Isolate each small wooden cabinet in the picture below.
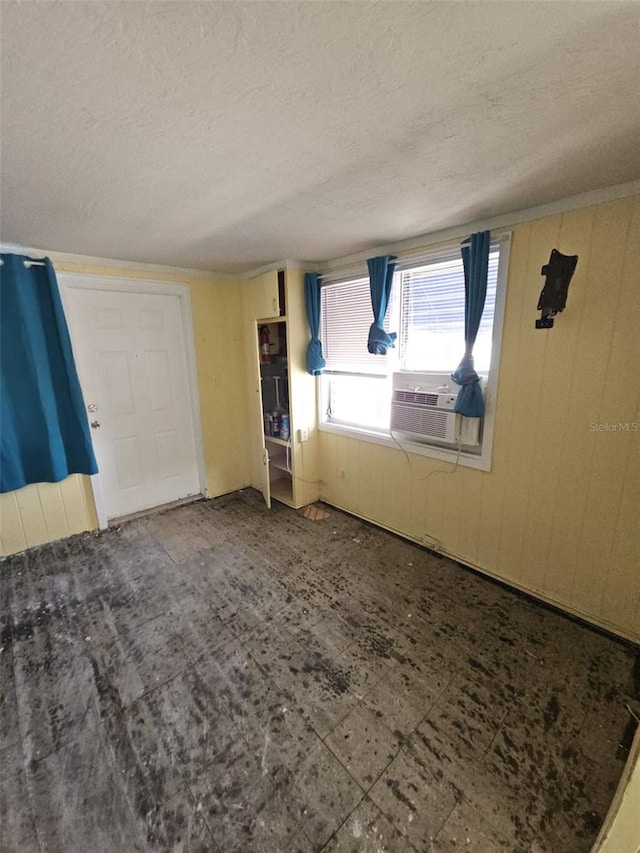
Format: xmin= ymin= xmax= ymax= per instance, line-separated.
xmin=242 ymin=269 xmax=285 ymax=321
xmin=241 ymin=269 xmax=319 ymax=509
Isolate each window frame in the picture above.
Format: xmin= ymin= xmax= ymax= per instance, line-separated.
xmin=317 ymin=234 xmax=511 ymax=472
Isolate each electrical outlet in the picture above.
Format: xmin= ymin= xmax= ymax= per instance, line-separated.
xmin=298 ymin=428 xmax=309 ymax=442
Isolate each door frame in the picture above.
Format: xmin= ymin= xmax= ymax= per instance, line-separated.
xmin=58 ymin=273 xmax=207 ymax=529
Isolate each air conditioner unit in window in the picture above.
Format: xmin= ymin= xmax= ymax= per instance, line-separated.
xmin=390 ymin=373 xmax=481 ymax=446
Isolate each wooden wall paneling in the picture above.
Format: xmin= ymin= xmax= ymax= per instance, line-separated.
xmin=0 ymin=492 xmax=27 ymax=555
xmin=518 ymin=206 xmax=595 ymax=596
xmin=570 ymin=198 xmax=639 ymax=622
xmin=15 ymin=484 xmax=48 ymax=548
xmin=495 ymin=215 xmax=561 ymax=586
xmin=37 ymin=482 xmax=69 ymax=542
xmin=601 ymin=472 xmax=640 ymax=634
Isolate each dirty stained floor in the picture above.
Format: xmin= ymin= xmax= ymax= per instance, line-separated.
xmin=1 ymin=490 xmax=638 ymax=853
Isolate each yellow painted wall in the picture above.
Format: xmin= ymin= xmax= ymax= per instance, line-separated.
xmin=187 ymin=274 xmax=251 ymax=497
xmin=319 ymin=195 xmax=640 ymax=642
xmin=0 ymin=477 xmax=98 ymax=556
xmin=0 ymin=261 xmax=250 ymax=557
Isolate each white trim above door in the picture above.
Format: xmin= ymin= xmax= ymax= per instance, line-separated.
xmin=58 ymin=274 xmax=207 ymax=528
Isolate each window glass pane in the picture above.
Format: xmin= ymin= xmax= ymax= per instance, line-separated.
xmin=326 ymin=374 xmax=391 ymax=431
xmin=400 ymin=251 xmax=498 ymax=373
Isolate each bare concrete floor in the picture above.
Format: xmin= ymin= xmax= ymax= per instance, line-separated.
xmin=1 ymin=490 xmax=637 ymax=852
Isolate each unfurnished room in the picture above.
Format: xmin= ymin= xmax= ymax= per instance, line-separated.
xmin=0 ymin=2 xmax=639 ymax=852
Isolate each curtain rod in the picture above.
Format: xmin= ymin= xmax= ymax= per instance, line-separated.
xmin=0 ymin=258 xmax=47 ymax=267
xmin=319 ymin=231 xmax=510 ymax=285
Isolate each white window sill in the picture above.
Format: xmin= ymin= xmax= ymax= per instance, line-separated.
xmin=318 ymin=420 xmax=492 ymax=471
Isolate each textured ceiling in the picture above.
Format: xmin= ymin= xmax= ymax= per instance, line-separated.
xmin=1 ymin=1 xmax=639 ymax=274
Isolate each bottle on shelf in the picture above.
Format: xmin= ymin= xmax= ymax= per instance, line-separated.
xmin=280 ymin=413 xmax=290 ymax=442
xmin=272 ymin=375 xmax=287 ymax=439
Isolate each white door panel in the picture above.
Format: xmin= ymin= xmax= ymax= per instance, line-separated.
xmin=63 ymin=285 xmax=201 ymax=520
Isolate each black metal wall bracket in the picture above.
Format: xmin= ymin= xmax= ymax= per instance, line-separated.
xmin=536 ymin=248 xmax=578 ymax=329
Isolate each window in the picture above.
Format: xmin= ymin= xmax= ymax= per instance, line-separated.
xmin=321 ymin=276 xmax=397 ymax=431
xmin=399 ymin=253 xmax=498 ymax=373
xmin=319 ymin=240 xmax=507 ymax=466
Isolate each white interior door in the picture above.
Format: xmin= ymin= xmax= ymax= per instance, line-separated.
xmin=62 ymin=282 xmax=202 ymax=520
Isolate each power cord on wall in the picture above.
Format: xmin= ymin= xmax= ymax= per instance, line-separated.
xmin=389 ymin=429 xmax=462 ymax=482
xmin=284 ymin=439 xmax=323 ymax=487
xmin=278 ymin=430 xmax=461 ymax=489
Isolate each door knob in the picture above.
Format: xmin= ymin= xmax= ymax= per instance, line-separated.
xmin=90 ymin=420 xmax=101 ymax=429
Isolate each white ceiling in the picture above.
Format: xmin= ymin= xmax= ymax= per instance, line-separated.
xmin=1 ymin=1 xmax=639 ymax=275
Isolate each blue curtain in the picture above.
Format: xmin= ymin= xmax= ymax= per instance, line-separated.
xmin=367 ymin=255 xmax=397 ymax=354
xmin=0 ymin=253 xmax=98 ymax=492
xmin=451 ymin=231 xmax=490 ymax=417
xmin=304 ymin=272 xmax=326 ymax=375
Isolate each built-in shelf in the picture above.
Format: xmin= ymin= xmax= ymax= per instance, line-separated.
xmin=257 ymin=314 xmax=288 ymax=324
xmin=264 ymin=435 xmax=290 ymax=447
xmin=270 ymin=477 xmax=294 ymax=506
